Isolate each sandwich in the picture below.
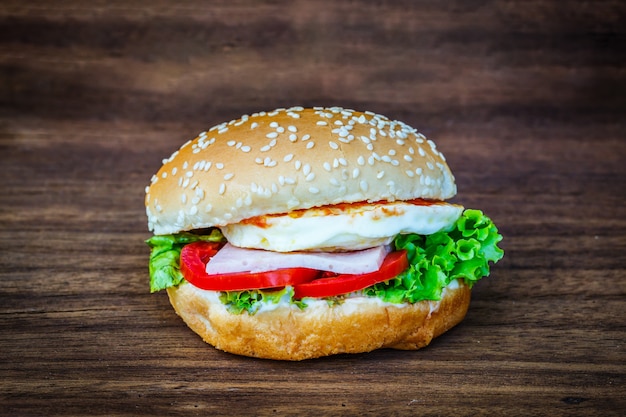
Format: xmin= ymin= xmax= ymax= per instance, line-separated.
xmin=145 ymin=106 xmax=504 ymax=360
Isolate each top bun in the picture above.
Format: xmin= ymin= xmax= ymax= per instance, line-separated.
xmin=146 ymin=107 xmax=456 ymax=235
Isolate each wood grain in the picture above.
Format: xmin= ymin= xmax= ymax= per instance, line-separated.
xmin=1 ymin=1 xmax=625 ymax=415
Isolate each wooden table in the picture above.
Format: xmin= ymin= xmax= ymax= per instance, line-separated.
xmin=2 ymin=1 xmax=625 ymax=415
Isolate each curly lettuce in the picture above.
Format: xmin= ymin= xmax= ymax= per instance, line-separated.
xmin=364 ymin=209 xmax=504 ymax=303
xmin=146 ymin=229 xmax=225 ymax=293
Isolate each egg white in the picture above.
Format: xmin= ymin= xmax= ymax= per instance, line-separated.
xmin=220 ymin=201 xmax=464 ymax=252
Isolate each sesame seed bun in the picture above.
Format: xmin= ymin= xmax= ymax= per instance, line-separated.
xmin=166 ymin=280 xmax=471 ymax=361
xmin=145 ymin=106 xmax=456 ymax=235
xmin=146 ymin=106 xmax=470 ymax=360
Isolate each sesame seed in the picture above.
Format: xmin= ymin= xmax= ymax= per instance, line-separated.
xmin=269 ymin=122 xmax=279 ymax=128
xmin=404 ymin=155 xmax=413 ymax=162
xmin=219 ymin=183 xmax=226 ymax=195
xmin=303 ymin=164 xmax=311 ymax=176
xmin=161 ymin=172 xmax=167 ymax=178
xmin=189 ymin=205 xmax=198 ymax=215
xmin=218 ymin=127 xmax=228 ymax=134
xmin=309 ymin=187 xmax=320 ymax=194
xmin=224 ymin=173 xmax=234 ymax=181
xmin=330 ymin=177 xmax=340 ymax=186
xmin=289 ymin=133 xmax=297 ymax=142
xmin=260 ymin=145 xmax=271 ymax=152
xmin=255 ymin=157 xmax=263 ymax=164
xmin=295 ymin=160 xmax=302 ymax=170
xmin=317 ymin=121 xmax=328 ymax=126
xmin=338 ymin=158 xmax=347 ymax=166
xmin=306 ymin=141 xmax=315 ymax=149
xmin=427 ymin=162 xmax=434 ymax=170
xmin=323 ymin=162 xmax=332 ymax=171
xmin=416 ymin=167 xmax=423 ymax=175
xmin=352 ymin=168 xmax=360 ymax=178
xmin=357 ymin=156 xmax=365 ymax=166
xmin=181 ymin=194 xmax=187 ymax=204
xmin=306 ymin=172 xmax=315 ymax=182
xmin=227 ymin=140 xmax=236 ymax=147
xmin=278 ymin=175 xmax=285 ymax=186
xmin=359 ymin=180 xmax=369 ymax=192
xmin=408 ymin=147 xmax=415 ymax=154
xmin=251 ymin=122 xmax=259 ymax=129
xmin=182 ymin=178 xmax=190 ymax=188
xmin=288 ymin=125 xmax=297 ymax=132
xmin=284 ymin=153 xmax=294 ymax=162
xmin=329 ymin=141 xmax=339 ymax=150
xmin=276 ymin=126 xmax=285 ymax=133
xmin=241 ymin=145 xmax=251 ymax=152
xmin=284 ymin=177 xmax=296 ymax=185
xmin=405 ymin=170 xmax=415 ymax=177
xmin=205 ymin=204 xmax=212 ymax=213
xmin=377 ymin=171 xmax=385 ymax=179
xmin=266 ymin=132 xmax=278 ymax=139
xmin=216 ymin=163 xmax=224 ymax=170
xmin=302 ymin=134 xmax=311 ymax=141
xmin=182 ymin=161 xmax=189 ymax=169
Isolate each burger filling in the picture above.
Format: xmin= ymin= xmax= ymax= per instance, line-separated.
xmin=147 ymin=205 xmax=504 ymax=315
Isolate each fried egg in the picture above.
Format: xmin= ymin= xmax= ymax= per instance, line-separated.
xmin=220 ymin=201 xmax=464 ymax=252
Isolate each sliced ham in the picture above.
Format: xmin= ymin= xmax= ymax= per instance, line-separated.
xmin=205 ymin=243 xmax=392 ymax=275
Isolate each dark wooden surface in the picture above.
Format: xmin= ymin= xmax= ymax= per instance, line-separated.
xmin=1 ymin=1 xmax=625 ymax=415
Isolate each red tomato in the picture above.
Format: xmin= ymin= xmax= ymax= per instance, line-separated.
xmin=292 ymin=250 xmax=408 ymax=299
xmin=180 ymin=241 xmax=320 ymax=291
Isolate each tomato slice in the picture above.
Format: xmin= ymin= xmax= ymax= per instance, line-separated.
xmin=180 ymin=241 xmax=320 ymax=291
xmin=292 ymin=250 xmax=408 ymax=299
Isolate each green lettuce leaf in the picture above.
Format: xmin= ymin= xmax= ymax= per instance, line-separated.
xmin=363 ymin=209 xmax=504 ymax=303
xmin=219 ymin=286 xmax=307 ymax=315
xmin=145 ymin=229 xmax=225 ymax=293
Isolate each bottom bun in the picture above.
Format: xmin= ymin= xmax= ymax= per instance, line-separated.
xmin=166 ymin=280 xmax=471 ymax=361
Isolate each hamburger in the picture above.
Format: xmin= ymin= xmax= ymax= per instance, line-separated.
xmin=145 ymin=106 xmax=504 ymax=360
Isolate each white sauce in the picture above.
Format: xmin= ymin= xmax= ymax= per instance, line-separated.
xmin=194 ymin=279 xmax=462 ymax=315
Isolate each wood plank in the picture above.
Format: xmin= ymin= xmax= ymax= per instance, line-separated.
xmin=1 ymin=0 xmax=625 ymax=415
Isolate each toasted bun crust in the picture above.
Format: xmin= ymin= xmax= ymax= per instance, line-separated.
xmin=146 ymin=107 xmax=456 ymax=235
xmin=166 ymin=280 xmax=471 ymax=361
